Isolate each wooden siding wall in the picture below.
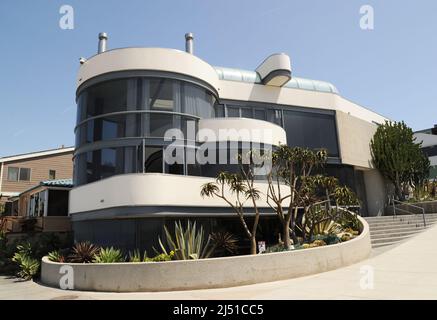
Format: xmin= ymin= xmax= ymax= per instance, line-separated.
xmin=1 ymin=152 xmax=73 ymax=194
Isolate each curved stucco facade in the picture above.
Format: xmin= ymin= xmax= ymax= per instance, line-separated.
xmin=70 ymin=45 xmax=388 ymax=240
xmin=77 ymin=48 xmax=220 ymax=93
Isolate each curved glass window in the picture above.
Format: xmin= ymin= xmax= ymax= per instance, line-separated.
xmin=73 ymin=142 xmax=273 ymax=186
xmin=75 ymin=77 xmax=216 ymax=149
xmin=77 ymin=77 xmax=216 ymax=123
xmin=74 ymin=146 xmax=138 ymax=185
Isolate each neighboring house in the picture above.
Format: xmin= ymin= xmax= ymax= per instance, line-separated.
xmin=414 ymin=126 xmax=437 ymax=179
xmin=1 ymin=179 xmax=73 ymax=234
xmin=69 ymin=33 xmax=389 ymax=251
xmin=0 ymin=147 xmax=74 ymax=206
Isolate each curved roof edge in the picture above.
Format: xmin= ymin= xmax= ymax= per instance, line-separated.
xmin=214 ymin=66 xmax=339 ymax=94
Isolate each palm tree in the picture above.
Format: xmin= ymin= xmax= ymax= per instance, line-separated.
xmin=201 ymin=170 xmax=261 ymax=255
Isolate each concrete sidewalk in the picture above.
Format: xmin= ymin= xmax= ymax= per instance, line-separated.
xmin=2 ymin=223 xmax=437 ymax=300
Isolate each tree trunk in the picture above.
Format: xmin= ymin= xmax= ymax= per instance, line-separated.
xmin=250 ymin=236 xmax=257 ymax=255
xmin=283 ymin=216 xmax=291 ymax=249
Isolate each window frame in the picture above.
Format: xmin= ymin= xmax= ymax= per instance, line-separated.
xmin=7 ymin=167 xmax=19 ymax=182
xmin=49 ymin=170 xmax=56 ymax=180
xmin=7 ymin=167 xmax=31 ymax=182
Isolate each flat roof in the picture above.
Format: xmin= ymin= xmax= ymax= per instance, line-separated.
xmin=214 ymin=66 xmax=339 ymax=94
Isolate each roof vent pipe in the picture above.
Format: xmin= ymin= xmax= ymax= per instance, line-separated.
xmin=98 ymin=32 xmax=108 ymax=54
xmin=185 ymin=32 xmax=194 ymax=54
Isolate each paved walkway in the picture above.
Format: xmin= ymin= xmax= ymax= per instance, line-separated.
xmin=2 ymin=224 xmax=437 ymax=300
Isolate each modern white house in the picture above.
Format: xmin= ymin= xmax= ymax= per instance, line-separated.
xmin=70 ymin=33 xmax=388 ymax=250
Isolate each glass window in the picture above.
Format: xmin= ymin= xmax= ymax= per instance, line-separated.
xmin=149 ymin=79 xmax=174 ymax=111
xmin=215 ymin=104 xmax=225 ymax=118
xmin=266 ymin=109 xmax=282 ymax=126
xmin=144 ymin=148 xmax=163 ymax=173
xmin=283 ymin=110 xmax=339 ymax=157
xmin=76 ymin=114 xmax=141 ymax=146
xmin=49 ymin=170 xmax=56 ymax=180
xmin=164 ymin=146 xmax=184 ymax=175
xmin=182 ymin=83 xmax=215 ymax=118
xmin=76 ymin=147 xmax=138 ymax=185
xmin=227 ymin=106 xmax=240 ymax=117
xmin=19 ymin=168 xmax=31 ymax=181
xmin=149 ymin=113 xmax=174 ymax=137
xmin=254 ymin=109 xmax=266 ymax=121
xmin=7 ymin=167 xmax=19 ymax=181
xmin=83 ymin=79 xmax=131 ymax=117
xmin=241 ymin=107 xmax=252 ymax=118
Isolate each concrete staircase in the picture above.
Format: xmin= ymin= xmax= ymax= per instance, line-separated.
xmin=364 ymin=213 xmax=437 ymax=248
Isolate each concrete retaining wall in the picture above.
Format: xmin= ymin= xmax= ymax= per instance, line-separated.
xmin=41 ymin=217 xmax=371 ymax=292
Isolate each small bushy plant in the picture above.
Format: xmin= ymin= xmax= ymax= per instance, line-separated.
xmin=144 ymin=251 xmax=175 ymax=262
xmin=93 ymin=247 xmax=124 ymax=263
xmin=11 ymin=243 xmax=40 ymax=280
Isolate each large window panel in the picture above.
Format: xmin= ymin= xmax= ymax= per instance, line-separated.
xmin=283 ymin=110 xmax=339 ymax=157
xmin=83 ymin=79 xmax=132 ymax=117
xmin=144 ymin=147 xmax=163 ymax=173
xmin=182 ymin=83 xmax=215 ymax=118
xmin=149 ymin=79 xmax=174 ymax=111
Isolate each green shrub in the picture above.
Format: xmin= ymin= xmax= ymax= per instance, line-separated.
xmin=68 ymin=242 xmax=100 ymax=263
xmin=11 ymin=243 xmax=40 ymax=280
xmin=311 ymin=234 xmax=341 ymax=245
xmin=264 ymin=244 xmax=290 ymax=253
xmin=0 ymin=232 xmax=19 ymax=275
xmin=93 ymin=247 xmax=124 ymax=263
xmin=15 ymin=256 xmax=40 ymax=280
xmin=144 ymin=251 xmax=175 ymax=262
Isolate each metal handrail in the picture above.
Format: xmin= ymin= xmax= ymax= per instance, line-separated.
xmin=389 ymin=196 xmax=427 ymax=227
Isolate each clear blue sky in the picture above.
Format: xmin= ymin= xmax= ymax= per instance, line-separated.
xmin=1 ymin=0 xmax=436 ymax=156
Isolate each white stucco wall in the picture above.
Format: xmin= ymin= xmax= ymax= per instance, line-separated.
xmin=336 ymin=110 xmax=378 ymax=169
xmin=363 ymin=169 xmax=387 ymax=216
xmin=77 ymin=48 xmax=220 ymax=91
xmin=69 ymin=173 xmax=287 ymax=215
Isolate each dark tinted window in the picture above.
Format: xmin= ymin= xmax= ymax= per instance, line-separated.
xmin=19 ymin=168 xmax=31 ymax=181
xmin=75 ymin=147 xmax=137 ymax=185
xmin=283 ymin=110 xmax=339 ymax=157
xmin=227 ymin=106 xmax=240 ymax=117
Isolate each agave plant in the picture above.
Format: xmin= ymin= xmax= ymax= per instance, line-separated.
xmin=209 ymin=231 xmax=239 ymax=256
xmin=93 ymin=247 xmax=124 ymax=263
xmin=68 ymin=241 xmax=100 ymax=263
xmin=159 ymin=220 xmax=213 ymax=260
xmin=47 ymin=250 xmax=65 ymax=263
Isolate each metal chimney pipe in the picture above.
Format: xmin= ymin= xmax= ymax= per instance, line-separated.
xmin=98 ymin=32 xmax=108 ymax=54
xmin=185 ymin=32 xmax=194 ymax=54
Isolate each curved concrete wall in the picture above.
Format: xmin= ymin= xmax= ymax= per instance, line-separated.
xmin=77 ymin=48 xmax=220 ymax=91
xmin=69 ymin=174 xmax=284 ymax=215
xmin=41 ymin=217 xmax=371 ymax=292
